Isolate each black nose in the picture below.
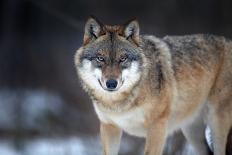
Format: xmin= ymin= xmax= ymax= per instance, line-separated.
xmin=106 ymin=79 xmax=118 ymax=90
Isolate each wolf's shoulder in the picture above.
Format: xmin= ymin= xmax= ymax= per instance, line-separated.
xmin=140 ymin=34 xmax=226 ymax=72
xmin=141 ymin=34 xmax=227 ymax=56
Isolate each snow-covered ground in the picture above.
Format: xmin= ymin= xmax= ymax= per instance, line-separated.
xmin=0 ymin=135 xmax=197 ymax=155
xmin=0 ymin=89 xmax=63 ymax=130
xmin=0 ymin=135 xmax=145 ymax=155
xmin=0 ymin=136 xmax=100 ymax=155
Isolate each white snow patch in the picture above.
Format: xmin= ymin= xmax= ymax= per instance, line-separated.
xmin=0 ymin=136 xmax=101 ymax=155
xmin=0 ymin=89 xmax=63 ymax=129
xmin=0 ymin=141 xmax=20 ymax=155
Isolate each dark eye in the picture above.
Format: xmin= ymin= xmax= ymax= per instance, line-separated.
xmin=96 ymin=56 xmax=105 ymax=62
xmin=120 ymin=55 xmax=128 ymax=62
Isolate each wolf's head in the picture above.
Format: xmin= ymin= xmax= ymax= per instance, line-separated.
xmin=75 ymin=16 xmax=146 ymax=101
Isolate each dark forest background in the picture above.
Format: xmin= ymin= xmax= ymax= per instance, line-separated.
xmin=0 ymin=0 xmax=232 ymax=154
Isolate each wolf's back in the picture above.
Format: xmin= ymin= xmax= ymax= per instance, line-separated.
xmin=161 ymin=34 xmax=227 ymax=74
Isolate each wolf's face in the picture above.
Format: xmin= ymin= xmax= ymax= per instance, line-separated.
xmin=75 ymin=17 xmax=145 ymax=95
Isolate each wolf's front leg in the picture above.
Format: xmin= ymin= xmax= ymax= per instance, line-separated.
xmin=144 ymin=119 xmax=167 ymax=155
xmin=100 ymin=122 xmax=122 ymax=155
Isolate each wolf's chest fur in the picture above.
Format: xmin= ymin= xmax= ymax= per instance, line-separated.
xmin=94 ymin=103 xmax=147 ymax=137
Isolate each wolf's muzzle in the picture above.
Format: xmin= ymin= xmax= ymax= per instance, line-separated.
xmin=106 ymin=79 xmax=118 ymax=90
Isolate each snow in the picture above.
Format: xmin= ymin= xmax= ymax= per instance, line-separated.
xmin=0 ymin=136 xmax=100 ymax=155
xmin=0 ymin=90 xmax=19 ymax=129
xmin=21 ymin=90 xmax=63 ymax=129
xmin=0 ymin=141 xmax=20 ymax=155
xmin=0 ymin=135 xmax=142 ymax=155
xmin=23 ymin=136 xmax=101 ymax=155
xmin=0 ymin=135 xmax=199 ymax=155
xmin=0 ymin=89 xmax=63 ymax=130
xmin=205 ymin=125 xmax=214 ymax=152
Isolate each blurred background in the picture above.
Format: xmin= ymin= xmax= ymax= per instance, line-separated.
xmin=0 ymin=0 xmax=232 ymax=154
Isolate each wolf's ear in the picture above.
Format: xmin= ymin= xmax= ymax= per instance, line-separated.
xmin=123 ymin=19 xmax=140 ymax=41
xmin=83 ymin=16 xmax=103 ymax=45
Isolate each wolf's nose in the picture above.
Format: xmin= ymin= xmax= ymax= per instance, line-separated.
xmin=106 ymin=79 xmax=118 ymax=90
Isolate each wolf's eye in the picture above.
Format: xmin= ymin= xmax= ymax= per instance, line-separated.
xmin=120 ymin=55 xmax=128 ymax=62
xmin=96 ymin=56 xmax=105 ymax=62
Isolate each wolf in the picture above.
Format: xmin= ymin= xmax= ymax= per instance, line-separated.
xmin=74 ymin=16 xmax=232 ymax=155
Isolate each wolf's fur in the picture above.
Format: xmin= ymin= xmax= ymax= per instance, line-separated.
xmin=74 ymin=17 xmax=232 ymax=155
